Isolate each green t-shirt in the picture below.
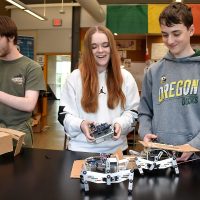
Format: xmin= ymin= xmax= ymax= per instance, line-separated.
xmin=0 ymin=56 xmax=46 ymax=126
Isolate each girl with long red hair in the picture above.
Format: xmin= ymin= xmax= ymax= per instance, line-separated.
xmin=59 ymin=26 xmax=140 ymax=153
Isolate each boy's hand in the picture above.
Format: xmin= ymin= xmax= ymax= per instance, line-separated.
xmin=176 ymin=152 xmax=193 ymax=162
xmin=143 ymin=133 xmax=157 ymax=142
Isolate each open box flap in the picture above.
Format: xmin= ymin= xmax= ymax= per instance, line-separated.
xmin=0 ymin=128 xmax=25 ymax=156
xmin=0 ymin=132 xmax=13 ymax=155
xmin=139 ymin=141 xmax=200 ymax=152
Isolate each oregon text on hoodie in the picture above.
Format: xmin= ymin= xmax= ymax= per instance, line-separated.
xmin=139 ymin=51 xmax=200 ymax=149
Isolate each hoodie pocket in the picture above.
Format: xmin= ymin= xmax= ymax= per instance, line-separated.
xmin=156 ymin=131 xmax=192 ymax=145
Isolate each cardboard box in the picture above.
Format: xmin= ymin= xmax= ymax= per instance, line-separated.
xmin=139 ymin=141 xmax=200 ymax=152
xmin=0 ymin=132 xmax=13 ymax=155
xmin=0 ymin=128 xmax=25 ymax=156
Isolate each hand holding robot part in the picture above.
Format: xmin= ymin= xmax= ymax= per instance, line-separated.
xmin=176 ymin=151 xmax=194 ymax=162
xmin=143 ymin=133 xmax=158 ymax=142
xmin=143 ymin=135 xmax=195 ymax=162
xmin=113 ymin=123 xmax=121 ymax=140
xmin=80 ymin=120 xmax=95 ymax=142
xmin=89 ymin=123 xmax=115 ymax=143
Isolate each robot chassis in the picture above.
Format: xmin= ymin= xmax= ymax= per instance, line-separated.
xmin=80 ymin=154 xmax=134 ymax=193
xmin=132 ymin=149 xmax=179 ymax=175
xmin=80 ymin=149 xmax=179 ymax=193
xmin=81 ymin=119 xmax=179 ymax=192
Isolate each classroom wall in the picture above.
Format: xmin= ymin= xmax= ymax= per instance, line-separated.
xmin=11 ymin=4 xmax=200 ymax=92
xmin=11 ymin=5 xmax=106 ymax=54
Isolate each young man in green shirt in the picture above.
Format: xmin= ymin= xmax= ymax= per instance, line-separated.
xmin=0 ymin=16 xmax=46 ymax=147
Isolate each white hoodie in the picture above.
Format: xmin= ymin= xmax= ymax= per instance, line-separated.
xmin=60 ymin=68 xmax=140 ymax=153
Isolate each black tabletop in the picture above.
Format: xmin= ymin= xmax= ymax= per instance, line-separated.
xmin=0 ymin=148 xmax=200 ymax=200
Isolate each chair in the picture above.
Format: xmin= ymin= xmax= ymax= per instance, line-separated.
xmin=64 ymin=133 xmax=69 ymax=150
xmin=127 ymin=121 xmax=139 ymax=149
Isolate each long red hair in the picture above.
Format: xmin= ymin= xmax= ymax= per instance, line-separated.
xmin=79 ymin=26 xmax=125 ymax=113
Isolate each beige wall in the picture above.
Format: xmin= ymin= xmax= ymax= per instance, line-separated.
xmin=11 ymin=5 xmax=106 ymax=54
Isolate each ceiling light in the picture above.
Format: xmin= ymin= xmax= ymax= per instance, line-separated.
xmin=6 ymin=0 xmax=25 ymax=9
xmin=6 ymin=0 xmax=47 ymax=21
xmin=24 ymin=9 xmax=46 ymax=21
xmin=59 ymin=0 xmax=65 ymax=14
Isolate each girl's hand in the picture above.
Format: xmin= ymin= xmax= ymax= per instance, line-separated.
xmin=80 ymin=120 xmax=95 ymax=142
xmin=113 ymin=123 xmax=121 ymax=140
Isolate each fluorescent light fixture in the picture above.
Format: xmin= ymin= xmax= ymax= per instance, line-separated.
xmin=6 ymin=0 xmax=25 ymax=9
xmin=6 ymin=0 xmax=47 ymax=21
xmin=24 ymin=9 xmax=46 ymax=21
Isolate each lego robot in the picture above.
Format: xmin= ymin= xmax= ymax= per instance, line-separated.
xmin=80 ymin=153 xmax=134 ymax=193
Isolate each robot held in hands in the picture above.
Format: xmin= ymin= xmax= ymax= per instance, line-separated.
xmin=89 ymin=123 xmax=114 ymax=143
xmin=89 ymin=111 xmax=138 ymax=144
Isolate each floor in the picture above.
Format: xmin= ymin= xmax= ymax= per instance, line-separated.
xmin=33 ymin=100 xmax=65 ymax=150
xmin=33 ymin=99 xmax=143 ymax=152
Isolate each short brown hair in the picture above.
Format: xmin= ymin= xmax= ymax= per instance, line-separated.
xmin=0 ymin=16 xmax=18 ymax=45
xmin=159 ymin=2 xmax=193 ymax=29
